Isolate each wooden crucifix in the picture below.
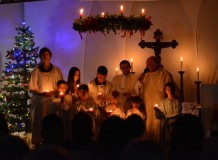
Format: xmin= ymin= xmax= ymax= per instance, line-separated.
xmin=138 ymin=29 xmax=178 ymax=62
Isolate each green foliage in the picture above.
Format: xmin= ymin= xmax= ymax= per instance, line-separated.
xmin=73 ymin=13 xmax=152 ymax=39
xmin=0 ymin=23 xmax=39 ymax=133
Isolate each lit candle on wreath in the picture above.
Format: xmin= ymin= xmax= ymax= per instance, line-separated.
xmin=120 ymin=5 xmax=124 ymax=14
xmin=80 ymin=8 xmax=84 ymax=18
xmin=101 ymin=12 xmax=105 ymax=17
xmin=141 ymin=9 xmax=145 ymax=16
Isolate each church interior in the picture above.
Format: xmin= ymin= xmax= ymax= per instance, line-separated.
xmin=0 ymin=0 xmax=218 ymax=159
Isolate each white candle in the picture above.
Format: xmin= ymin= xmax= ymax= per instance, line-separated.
xmin=197 ymin=67 xmax=200 ymax=81
xmin=120 ymin=5 xmax=124 ymax=14
xmin=180 ymin=57 xmax=183 ymax=71
xmin=130 ymin=58 xmax=133 ymax=72
xmin=101 ymin=12 xmax=105 ymax=17
xmin=80 ymin=8 xmax=84 ymax=18
xmin=141 ymin=9 xmax=145 ymax=16
xmin=116 ymin=67 xmax=118 ymax=75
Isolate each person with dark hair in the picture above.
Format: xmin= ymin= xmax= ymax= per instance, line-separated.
xmin=67 ymin=67 xmax=80 ymax=96
xmin=112 ymin=60 xmax=138 ymax=113
xmin=170 ymin=114 xmax=204 ymax=160
xmin=0 ymin=113 xmax=10 ymax=137
xmin=88 ymin=65 xmax=113 ymax=107
xmin=140 ymin=56 xmax=174 ymax=143
xmin=154 ymin=82 xmax=181 ymax=148
xmin=125 ymin=114 xmax=146 ymax=143
xmin=126 ymin=96 xmax=146 ymax=120
xmin=98 ymin=116 xmax=127 ymax=160
xmin=121 ymin=139 xmax=164 ymax=160
xmin=105 ymin=91 xmax=125 ymax=119
xmin=74 ymin=84 xmax=98 ymax=118
xmin=40 ymin=114 xmax=64 ymax=147
xmin=50 ymin=80 xmax=73 ymax=140
xmin=29 ymin=47 xmax=63 ymax=146
xmin=0 ymin=135 xmax=30 ymax=160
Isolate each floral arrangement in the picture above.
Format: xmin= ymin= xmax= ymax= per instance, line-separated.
xmin=73 ymin=13 xmax=152 ymax=39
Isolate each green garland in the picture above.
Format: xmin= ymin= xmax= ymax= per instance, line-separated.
xmin=73 ymin=13 xmax=152 ymax=39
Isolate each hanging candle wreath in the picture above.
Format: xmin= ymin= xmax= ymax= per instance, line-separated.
xmin=73 ymin=8 xmax=152 ymax=39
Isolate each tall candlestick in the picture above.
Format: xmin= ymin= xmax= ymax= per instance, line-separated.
xmin=120 ymin=5 xmax=124 ymax=14
xmin=101 ymin=12 xmax=105 ymax=17
xmin=116 ymin=67 xmax=118 ymax=75
xmin=80 ymin=8 xmax=84 ymax=18
xmin=130 ymin=58 xmax=133 ymax=72
xmin=180 ymin=57 xmax=183 ymax=71
xmin=141 ymin=9 xmax=145 ymax=16
xmin=197 ymin=67 xmax=200 ymax=81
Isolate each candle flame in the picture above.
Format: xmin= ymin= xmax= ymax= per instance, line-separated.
xmin=120 ymin=5 xmax=124 ymax=13
xmin=141 ymin=9 xmax=145 ymax=15
xmin=116 ymin=67 xmax=118 ymax=71
xmin=181 ymin=57 xmax=183 ymax=61
xmin=197 ymin=67 xmax=200 ymax=72
xmin=80 ymin=8 xmax=84 ymax=17
xmin=101 ymin=12 xmax=105 ymax=17
xmin=130 ymin=58 xmax=133 ymax=62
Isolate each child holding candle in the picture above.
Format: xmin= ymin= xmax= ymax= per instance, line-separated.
xmin=126 ymin=96 xmax=146 ymax=120
xmin=154 ymin=82 xmax=182 ymax=145
xmin=74 ymin=84 xmax=98 ymax=118
xmin=105 ymin=91 xmax=126 ymax=119
xmin=50 ymin=80 xmax=73 ymax=140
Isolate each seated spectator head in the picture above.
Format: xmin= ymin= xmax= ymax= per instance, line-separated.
xmin=41 ymin=114 xmax=64 ymax=145
xmin=121 ymin=139 xmax=164 ymax=160
xmin=125 ymin=114 xmax=145 ymax=143
xmin=0 ymin=113 xmax=10 ymax=137
xmin=71 ymin=111 xmax=94 ymax=140
xmin=0 ymin=135 xmax=30 ymax=160
xmin=171 ymin=114 xmax=204 ymax=160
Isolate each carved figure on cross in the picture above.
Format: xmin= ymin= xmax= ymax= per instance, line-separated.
xmin=138 ymin=29 xmax=178 ymax=62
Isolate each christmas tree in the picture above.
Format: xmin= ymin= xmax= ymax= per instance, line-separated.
xmin=0 ymin=22 xmax=39 ymax=133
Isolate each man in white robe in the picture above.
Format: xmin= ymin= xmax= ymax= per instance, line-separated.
xmin=29 ymin=47 xmax=63 ymax=146
xmin=142 ymin=56 xmax=174 ymax=143
xmin=112 ymin=60 xmax=138 ymax=113
xmin=88 ymin=66 xmax=113 ymax=107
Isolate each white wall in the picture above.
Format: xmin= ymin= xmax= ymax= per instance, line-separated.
xmin=0 ymin=0 xmax=218 ymax=103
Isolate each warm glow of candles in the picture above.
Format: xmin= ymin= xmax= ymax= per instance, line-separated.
xmin=59 ymin=92 xmax=64 ymax=96
xmin=76 ymin=84 xmax=80 ymax=88
xmin=141 ymin=9 xmax=145 ymax=16
xmin=45 ymin=90 xmax=49 ymax=92
xmin=116 ymin=67 xmax=118 ymax=75
xmin=154 ymin=104 xmax=158 ymax=108
xmin=88 ymin=107 xmax=94 ymax=112
xmin=180 ymin=57 xmax=183 ymax=71
xmin=101 ymin=12 xmax=105 ymax=17
xmin=197 ymin=67 xmax=200 ymax=81
xmin=120 ymin=5 xmax=124 ymax=14
xmin=130 ymin=58 xmax=133 ymax=72
xmin=80 ymin=8 xmax=84 ymax=18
